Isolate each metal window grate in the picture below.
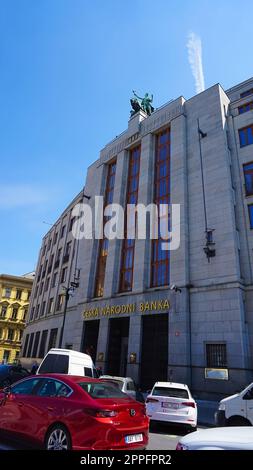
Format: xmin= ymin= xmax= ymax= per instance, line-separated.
xmin=206 ymin=343 xmax=227 ymax=368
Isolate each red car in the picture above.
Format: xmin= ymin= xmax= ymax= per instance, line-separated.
xmin=0 ymin=374 xmax=149 ymax=450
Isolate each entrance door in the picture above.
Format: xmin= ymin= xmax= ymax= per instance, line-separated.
xmin=82 ymin=320 xmax=100 ymax=364
xmin=140 ymin=313 xmax=168 ymax=390
xmin=107 ymin=317 xmax=129 ymax=376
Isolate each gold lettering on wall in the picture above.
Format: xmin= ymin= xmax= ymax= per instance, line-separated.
xmin=83 ymin=299 xmax=170 ymax=319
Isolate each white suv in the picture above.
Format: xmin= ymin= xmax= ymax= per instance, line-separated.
xmin=146 ymin=381 xmax=197 ymax=431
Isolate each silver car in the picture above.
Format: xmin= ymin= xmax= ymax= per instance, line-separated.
xmin=176 ymin=426 xmax=253 ymax=450
xmin=99 ymin=375 xmax=144 ymax=402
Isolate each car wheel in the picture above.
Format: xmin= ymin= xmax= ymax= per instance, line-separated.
xmin=227 ymin=417 xmax=251 ymax=426
xmin=45 ymin=424 xmax=71 ymax=450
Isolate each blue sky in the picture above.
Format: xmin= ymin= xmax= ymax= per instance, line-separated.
xmin=0 ymin=0 xmax=252 ymax=275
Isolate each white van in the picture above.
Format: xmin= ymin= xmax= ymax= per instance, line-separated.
xmin=215 ymin=382 xmax=253 ymax=426
xmin=36 ymin=348 xmax=98 ymax=378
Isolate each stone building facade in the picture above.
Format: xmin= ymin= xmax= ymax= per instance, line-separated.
xmin=0 ymin=273 xmax=34 ymax=363
xmin=22 ymin=77 xmax=253 ymax=398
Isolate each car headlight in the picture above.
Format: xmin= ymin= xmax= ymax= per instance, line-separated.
xmin=218 ymin=403 xmax=225 ymax=411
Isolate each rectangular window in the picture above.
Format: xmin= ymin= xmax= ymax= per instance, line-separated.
xmin=48 ymin=328 xmax=58 ymax=350
xmin=151 ymin=129 xmax=170 ymax=287
xmin=239 ymin=125 xmax=253 ymax=147
xmin=4 ymin=287 xmax=11 ymax=298
xmin=206 ymin=343 xmax=227 ymax=368
xmin=248 ymin=204 xmax=253 ymax=228
xmin=69 ymin=218 xmax=75 ymax=232
xmin=39 ymin=282 xmax=44 ymax=296
xmin=52 ymin=272 xmax=58 ymax=288
xmin=61 ymin=225 xmax=66 ymax=238
xmin=48 ymin=238 xmax=52 ymax=251
xmin=40 ymin=301 xmax=46 ymax=317
xmin=23 ymin=334 xmax=30 ymax=357
xmin=38 ymin=330 xmax=48 ymax=358
xmin=30 ymin=307 xmax=35 ymax=321
xmin=61 ymin=267 xmax=67 ymax=283
xmin=238 ymin=101 xmax=253 ymax=114
xmin=0 ymin=305 xmax=8 ymax=318
xmin=243 ymin=162 xmax=253 ymax=196
xmin=94 ymin=161 xmax=117 ymax=297
xmin=8 ymin=328 xmax=14 ymax=341
xmin=48 ymin=297 xmax=54 ymax=314
xmin=23 ymin=308 xmax=28 ymax=322
xmin=36 ymin=304 xmax=40 ymax=319
xmin=56 ymin=294 xmax=64 ymax=311
xmin=42 ymin=244 xmax=47 ymax=256
xmin=16 ymin=289 xmax=22 ymax=300
xmin=11 ymin=307 xmax=18 ymax=320
xmin=45 ymin=277 xmax=50 ymax=291
xmin=240 ymin=88 xmax=253 ymax=98
xmin=119 ymin=146 xmax=141 ymax=292
xmin=32 ymin=331 xmax=41 ymax=358
xmin=53 ymin=232 xmax=58 ymax=244
xmin=3 ymin=350 xmax=10 ymax=363
xmin=65 ymin=241 xmax=72 ymax=256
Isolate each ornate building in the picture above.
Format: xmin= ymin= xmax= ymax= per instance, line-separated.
xmin=0 ymin=273 xmax=34 ymax=363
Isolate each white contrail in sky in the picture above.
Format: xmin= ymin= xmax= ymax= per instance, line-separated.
xmin=187 ymin=32 xmax=205 ymax=94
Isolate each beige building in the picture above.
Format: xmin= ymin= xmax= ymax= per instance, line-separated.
xmin=0 ymin=273 xmax=34 ymax=363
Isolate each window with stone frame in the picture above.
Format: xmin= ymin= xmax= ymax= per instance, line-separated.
xmin=239 ymin=125 xmax=253 ymax=147
xmin=243 ymin=162 xmax=253 ymax=196
xmin=151 ymin=128 xmax=170 ymax=287
xmin=0 ymin=304 xmax=8 ymax=318
xmin=119 ymin=146 xmax=141 ymax=292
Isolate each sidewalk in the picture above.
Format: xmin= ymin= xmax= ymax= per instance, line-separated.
xmin=196 ymin=400 xmax=219 ymax=426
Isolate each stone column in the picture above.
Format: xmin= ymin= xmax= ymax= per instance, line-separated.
xmin=132 ymin=133 xmax=155 ymax=292
xmin=126 ymin=315 xmax=142 ymax=384
xmin=95 ymin=317 xmax=110 ymax=373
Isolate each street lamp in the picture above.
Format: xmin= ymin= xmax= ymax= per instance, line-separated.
xmin=58 ymin=281 xmax=79 ymax=349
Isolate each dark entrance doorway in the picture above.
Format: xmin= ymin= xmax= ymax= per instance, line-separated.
xmin=82 ymin=320 xmax=100 ymax=364
xmin=140 ymin=313 xmax=168 ymax=390
xmin=107 ymin=317 xmax=129 ymax=376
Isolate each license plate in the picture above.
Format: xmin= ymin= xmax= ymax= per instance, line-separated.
xmin=125 ymin=433 xmax=143 ymax=444
xmin=162 ymin=402 xmax=179 ymax=409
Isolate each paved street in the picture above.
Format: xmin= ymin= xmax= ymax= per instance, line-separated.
xmin=0 ymin=425 xmax=207 ymax=450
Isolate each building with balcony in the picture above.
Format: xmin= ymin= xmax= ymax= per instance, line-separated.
xmin=0 ymin=273 xmax=34 ymax=363
xmin=22 ymin=77 xmax=253 ymax=398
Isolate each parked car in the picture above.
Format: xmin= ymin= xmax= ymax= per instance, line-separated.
xmin=146 ymin=381 xmax=197 ymax=431
xmin=215 ymin=382 xmax=253 ymax=426
xmin=99 ymin=375 xmax=145 ymax=402
xmin=0 ymin=374 xmax=149 ymax=450
xmin=0 ymin=364 xmax=30 ymax=388
xmin=176 ymin=426 xmax=253 ymax=450
xmin=36 ymin=348 xmax=98 ymax=378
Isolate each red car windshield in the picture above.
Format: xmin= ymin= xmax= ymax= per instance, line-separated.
xmin=78 ymin=381 xmax=127 ymax=399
